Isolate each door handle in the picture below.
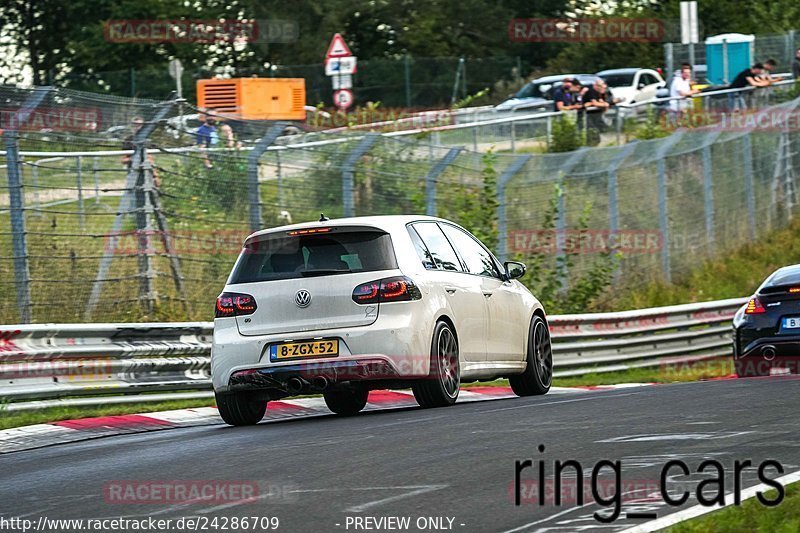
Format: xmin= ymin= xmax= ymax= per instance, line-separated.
xmin=444 ymin=287 xmax=458 ymax=294
xmin=482 ymin=291 xmax=493 ymax=298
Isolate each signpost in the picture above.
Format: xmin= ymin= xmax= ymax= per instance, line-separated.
xmin=325 ymin=33 xmax=356 ymax=111
xmin=168 ymin=58 xmax=184 ymax=98
xmin=680 ymin=1 xmax=699 ymax=69
xmin=333 ymin=89 xmax=354 ymax=110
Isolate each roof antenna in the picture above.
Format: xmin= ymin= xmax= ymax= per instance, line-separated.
xmin=319 ymin=213 xmax=330 ymax=222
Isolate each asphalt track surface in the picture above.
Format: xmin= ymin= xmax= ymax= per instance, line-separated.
xmin=1 ymin=376 xmax=799 ymax=533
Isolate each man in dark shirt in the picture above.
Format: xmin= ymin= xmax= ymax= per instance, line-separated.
xmin=728 ymin=63 xmax=769 ymax=110
xmin=582 ymin=79 xmax=611 ymax=145
xmin=552 ymin=77 xmax=576 ymax=112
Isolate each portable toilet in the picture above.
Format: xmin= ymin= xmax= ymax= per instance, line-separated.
xmin=705 ymin=33 xmax=754 ymax=85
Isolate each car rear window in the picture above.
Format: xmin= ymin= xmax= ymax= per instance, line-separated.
xmin=228 ymin=229 xmax=397 ymax=284
xmin=762 ymin=265 xmax=800 ymax=290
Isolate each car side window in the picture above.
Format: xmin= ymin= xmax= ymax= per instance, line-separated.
xmin=411 ymin=223 xmax=462 ymax=272
xmin=439 ymin=224 xmax=501 ymax=279
xmin=642 ymin=73 xmax=658 ymax=86
xmin=407 ymin=226 xmax=437 ymax=270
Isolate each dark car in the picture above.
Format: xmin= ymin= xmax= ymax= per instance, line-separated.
xmin=732 ymin=264 xmax=800 ymax=377
xmin=495 ymin=74 xmax=599 ymax=112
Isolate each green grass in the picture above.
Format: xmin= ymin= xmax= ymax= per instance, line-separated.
xmin=0 ymin=398 xmax=213 ymax=431
xmin=668 ymin=483 xmax=800 ymax=533
xmin=605 ymin=216 xmax=800 ymax=311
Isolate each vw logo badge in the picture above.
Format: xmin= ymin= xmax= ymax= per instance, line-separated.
xmin=295 ymin=289 xmax=312 ymax=308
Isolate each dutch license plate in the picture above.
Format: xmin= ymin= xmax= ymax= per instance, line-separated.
xmin=782 ymin=317 xmax=800 ymax=330
xmin=269 ymin=339 xmax=339 ymax=361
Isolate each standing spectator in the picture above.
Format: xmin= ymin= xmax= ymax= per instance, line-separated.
xmin=728 ymin=63 xmax=770 ymax=110
xmin=196 ymin=117 xmax=218 ymax=168
xmin=760 ymin=59 xmax=783 ymax=83
xmin=669 ymin=65 xmax=700 ymax=121
xmin=582 ymin=79 xmax=611 ymax=145
xmin=552 ymin=78 xmax=577 ymax=112
xmin=122 ymin=116 xmax=160 ymax=187
xmin=218 ymin=119 xmax=240 ymax=149
xmin=793 ymin=49 xmax=800 ymax=79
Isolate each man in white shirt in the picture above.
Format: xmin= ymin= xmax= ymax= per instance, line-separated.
xmin=669 ymin=64 xmax=700 ymax=121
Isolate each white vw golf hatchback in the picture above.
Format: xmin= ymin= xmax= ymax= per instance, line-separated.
xmin=212 ymin=215 xmax=552 ymax=425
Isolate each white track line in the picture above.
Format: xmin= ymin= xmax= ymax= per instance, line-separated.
xmin=618 ymin=469 xmax=800 ymax=532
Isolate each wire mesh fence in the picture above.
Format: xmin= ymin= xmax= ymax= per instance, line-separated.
xmin=1 ymin=84 xmax=800 ymax=324
xmin=50 ymin=56 xmax=524 ymax=109
xmin=665 ymin=29 xmax=798 ymax=81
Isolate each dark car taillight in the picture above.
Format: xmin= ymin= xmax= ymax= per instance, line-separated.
xmin=744 ymin=297 xmax=766 ymax=315
xmin=352 ymin=276 xmax=421 ymax=304
xmin=215 ymin=292 xmax=258 ymax=318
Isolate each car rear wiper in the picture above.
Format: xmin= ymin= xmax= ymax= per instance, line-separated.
xmin=299 ymin=269 xmax=352 ymax=277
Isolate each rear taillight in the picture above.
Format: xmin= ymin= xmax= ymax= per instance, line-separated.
xmin=215 ymin=292 xmax=258 ymax=318
xmin=352 ymin=276 xmax=421 ymax=304
xmin=744 ymin=297 xmax=766 ymax=315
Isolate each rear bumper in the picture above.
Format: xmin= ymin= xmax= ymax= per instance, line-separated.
xmin=737 ymin=335 xmax=800 ymax=359
xmin=211 ymin=308 xmax=432 ymax=393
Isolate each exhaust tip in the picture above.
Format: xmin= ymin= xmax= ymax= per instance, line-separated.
xmin=286 ymin=377 xmax=305 ymax=394
xmin=762 ymin=345 xmax=777 ymax=360
xmin=311 ymin=376 xmax=329 ymax=391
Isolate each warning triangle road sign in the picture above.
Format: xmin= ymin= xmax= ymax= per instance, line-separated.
xmin=325 ymin=33 xmax=353 ymax=58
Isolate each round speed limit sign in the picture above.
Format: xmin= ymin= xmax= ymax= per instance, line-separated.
xmin=333 ymin=89 xmax=354 ymax=111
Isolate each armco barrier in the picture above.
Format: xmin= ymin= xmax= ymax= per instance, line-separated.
xmin=0 ymin=297 xmax=747 ymax=408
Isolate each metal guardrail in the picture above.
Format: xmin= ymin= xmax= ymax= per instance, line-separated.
xmin=0 ymin=297 xmax=747 ymax=409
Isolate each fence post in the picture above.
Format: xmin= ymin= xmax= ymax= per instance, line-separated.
xmin=76 ymin=155 xmax=85 ymax=230
xmin=404 ymin=54 xmax=412 ymax=108
xmin=497 ymin=155 xmax=532 ymax=262
xmin=510 ymin=121 xmax=516 ymax=153
xmin=341 ymin=134 xmax=380 ymax=217
xmin=742 ymin=133 xmax=757 ymax=240
xmin=135 ymin=148 xmax=155 ymax=315
xmin=654 ymin=132 xmax=684 ymax=283
xmin=607 ymin=143 xmax=637 ymax=239
xmin=546 ymin=115 xmax=552 ymax=151
xmin=554 ymin=148 xmax=589 ymax=287
xmin=31 ymin=160 xmax=40 ymax=215
xmin=472 ymin=126 xmax=478 ymax=151
xmin=664 ymin=43 xmax=674 ymax=83
xmin=85 ymin=97 xmax=176 ymax=319
xmin=4 ymin=131 xmax=33 ymax=323
xmin=92 ymin=156 xmax=100 ymax=204
xmin=702 ymin=143 xmax=716 ymax=254
xmin=425 ymin=148 xmax=463 ymax=217
xmin=246 ymin=123 xmax=288 ymax=231
xmin=276 ymin=150 xmax=284 ymax=208
xmin=2 ymin=86 xmax=52 ymax=323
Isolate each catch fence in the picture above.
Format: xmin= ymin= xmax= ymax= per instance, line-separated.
xmin=1 ymin=84 xmax=799 ymax=323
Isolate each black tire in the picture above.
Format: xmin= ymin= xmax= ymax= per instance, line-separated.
xmin=510 ymin=315 xmax=553 ymax=396
xmin=413 ymin=321 xmax=460 ymax=408
xmin=323 ymin=387 xmax=369 ymax=416
xmin=215 ymin=392 xmax=267 ymax=426
xmin=734 ymin=357 xmax=771 ymax=378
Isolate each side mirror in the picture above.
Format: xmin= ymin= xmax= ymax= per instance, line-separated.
xmin=504 ymin=261 xmax=526 ymax=280
xmin=637 ymin=82 xmax=646 ymax=89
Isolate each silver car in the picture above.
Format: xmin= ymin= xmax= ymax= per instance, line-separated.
xmin=211 ymin=215 xmax=552 ymax=425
